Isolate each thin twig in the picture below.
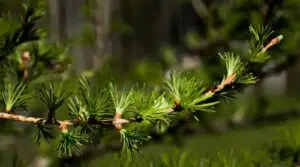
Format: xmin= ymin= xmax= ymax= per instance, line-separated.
xmin=262 ymin=35 xmax=283 ymax=53
xmin=0 ymin=113 xmax=134 ymax=129
xmin=0 ymin=113 xmax=41 ymax=124
xmin=204 ymin=73 xmax=237 ymax=97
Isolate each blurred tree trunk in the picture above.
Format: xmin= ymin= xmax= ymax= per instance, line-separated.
xmin=262 ymin=64 xmax=287 ymax=95
xmin=92 ymin=0 xmax=113 ymax=70
xmin=49 ymin=0 xmax=87 ymax=73
xmin=156 ymin=0 xmax=173 ymax=45
xmin=110 ymin=0 xmax=122 ymax=58
xmin=48 ymin=0 xmax=66 ymax=41
xmin=49 ymin=0 xmax=114 ymax=73
xmin=65 ymin=0 xmax=88 ymax=73
xmin=287 ymin=61 xmax=300 ymax=96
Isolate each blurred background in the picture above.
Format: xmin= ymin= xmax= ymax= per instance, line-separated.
xmin=1 ymin=0 xmax=300 ymax=166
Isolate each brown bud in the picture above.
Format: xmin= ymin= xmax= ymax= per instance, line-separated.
xmin=21 ymin=51 xmax=31 ymax=61
xmin=59 ymin=122 xmax=69 ymax=133
xmin=113 ymin=113 xmax=123 ymax=131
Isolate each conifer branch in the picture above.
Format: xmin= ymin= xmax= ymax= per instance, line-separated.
xmin=202 ymin=34 xmax=283 ymax=98
xmin=0 ymin=2 xmax=286 ymax=158
xmin=0 ymin=31 xmax=283 ymax=158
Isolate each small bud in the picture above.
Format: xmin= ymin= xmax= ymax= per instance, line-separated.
xmin=59 ymin=123 xmax=69 ymax=133
xmin=21 ymin=51 xmax=31 ymax=61
xmin=277 ymin=35 xmax=284 ymax=41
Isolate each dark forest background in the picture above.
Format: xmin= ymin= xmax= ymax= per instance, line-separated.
xmin=1 ymin=0 xmax=300 ymax=166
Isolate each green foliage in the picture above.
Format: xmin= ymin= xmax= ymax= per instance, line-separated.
xmin=34 ymin=123 xmax=54 ymax=146
xmin=68 ymin=76 xmax=112 ymax=121
xmin=268 ymin=126 xmax=300 ymax=165
xmin=109 ymin=149 xmax=291 ymax=167
xmin=160 ymin=150 xmax=190 ymax=167
xmin=56 ymin=129 xmax=89 ymax=158
xmin=109 ymin=83 xmax=134 ymax=115
xmin=0 ymin=0 xmax=46 ymax=59
xmin=248 ymin=25 xmax=274 ymax=63
xmin=10 ymin=40 xmax=69 ymax=68
xmin=0 ymin=0 xmax=289 ymax=161
xmin=221 ymin=52 xmax=243 ymax=77
xmin=155 ymin=149 xmax=291 ymax=167
xmin=220 ymin=52 xmax=257 ymax=84
xmin=163 ymin=72 xmax=219 ymax=112
xmin=27 ymin=23 xmax=284 ymax=158
xmin=36 ymin=82 xmax=71 ymax=114
xmin=0 ymin=1 xmax=75 ymax=162
xmin=132 ymin=86 xmax=173 ymax=126
xmin=0 ymin=0 xmax=69 ymax=85
xmin=249 ymin=25 xmax=274 ymax=47
xmin=119 ymin=129 xmax=151 ymax=159
xmin=1 ymin=80 xmax=28 ymax=112
xmin=68 ymin=96 xmax=88 ymax=121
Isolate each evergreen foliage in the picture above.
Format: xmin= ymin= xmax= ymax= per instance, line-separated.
xmin=0 ymin=0 xmax=289 ymax=164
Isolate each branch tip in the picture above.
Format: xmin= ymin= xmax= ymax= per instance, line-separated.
xmin=262 ymin=35 xmax=283 ymax=52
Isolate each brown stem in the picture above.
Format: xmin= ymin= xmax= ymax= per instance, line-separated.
xmin=205 ymin=73 xmax=237 ymax=97
xmin=23 ymin=70 xmax=28 ymax=81
xmin=21 ymin=51 xmax=31 ymax=81
xmin=0 ymin=113 xmax=41 ymax=123
xmin=262 ymin=35 xmax=283 ymax=53
xmin=0 ymin=112 xmax=133 ymax=132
